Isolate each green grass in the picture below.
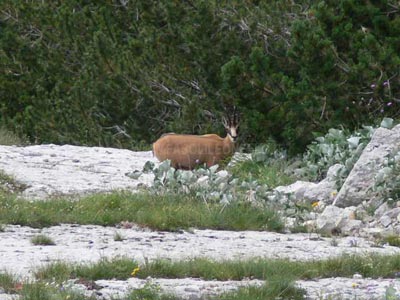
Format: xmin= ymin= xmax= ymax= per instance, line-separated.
xmin=135 ymin=254 xmax=400 ymax=281
xmin=0 ymin=272 xmax=18 ymax=294
xmin=383 ymin=235 xmax=400 ymax=247
xmin=0 ymin=191 xmax=283 ymax=231
xmin=126 ymin=286 xmax=180 ymax=300
xmin=30 ymin=253 xmax=400 ymax=300
xmin=30 ymin=234 xmax=56 ymax=246
xmin=19 ymin=282 xmax=93 ymax=300
xmin=35 ymin=257 xmax=137 ymax=283
xmin=229 ymin=158 xmax=296 ymax=188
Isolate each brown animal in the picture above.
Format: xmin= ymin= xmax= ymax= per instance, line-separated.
xmin=152 ymin=110 xmax=240 ymax=169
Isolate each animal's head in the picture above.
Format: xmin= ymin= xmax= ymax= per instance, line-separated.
xmin=222 ymin=107 xmax=240 ymax=142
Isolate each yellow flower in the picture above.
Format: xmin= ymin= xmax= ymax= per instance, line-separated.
xmin=351 ymin=282 xmax=358 ymax=289
xmin=311 ymin=201 xmax=320 ymax=208
xmin=131 ymin=267 xmax=140 ymax=277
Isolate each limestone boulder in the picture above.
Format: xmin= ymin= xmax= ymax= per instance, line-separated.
xmin=316 ymin=205 xmax=362 ymax=235
xmin=333 ymin=124 xmax=400 ymax=207
xmin=273 ymin=164 xmax=342 ymax=205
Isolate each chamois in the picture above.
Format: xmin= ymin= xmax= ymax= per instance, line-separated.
xmin=152 ymin=110 xmax=240 ymax=170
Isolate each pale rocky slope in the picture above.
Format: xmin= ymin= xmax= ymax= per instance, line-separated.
xmin=1 ymin=144 xmax=400 ymax=299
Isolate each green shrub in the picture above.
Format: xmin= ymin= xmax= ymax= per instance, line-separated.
xmin=1 ymin=1 xmax=398 ymax=152
xmin=0 ymin=126 xmax=26 ymax=146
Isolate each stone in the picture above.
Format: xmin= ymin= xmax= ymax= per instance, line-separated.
xmin=317 ymin=205 xmax=362 ymax=235
xmin=333 ymin=125 xmax=400 ymax=207
xmin=326 ymin=164 xmax=346 ymax=181
xmin=374 ymin=202 xmax=390 ymax=218
xmin=274 ymin=165 xmax=340 ymax=205
xmin=274 ymin=181 xmax=316 ymax=201
xmin=316 ymin=205 xmax=344 ymax=233
xmin=340 ymin=219 xmax=363 ymax=235
xmin=379 ymin=215 xmax=392 ymax=227
xmin=384 ymin=207 xmax=400 ymax=219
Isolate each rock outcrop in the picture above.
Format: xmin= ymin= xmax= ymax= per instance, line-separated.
xmin=333 ymin=124 xmax=400 ymax=207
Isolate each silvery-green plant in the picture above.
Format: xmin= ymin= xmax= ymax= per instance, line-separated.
xmin=372 ymin=150 xmax=400 ymax=207
xmin=143 ymin=160 xmax=269 ymax=206
xmin=297 ymin=125 xmax=376 ymax=182
xmin=251 ymin=142 xmax=287 ymax=163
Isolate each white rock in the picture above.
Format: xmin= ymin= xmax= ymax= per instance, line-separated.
xmin=274 ymin=165 xmax=339 ymax=205
xmin=380 ymin=215 xmax=392 ymax=227
xmin=374 ymin=202 xmax=390 ymax=218
xmin=317 ymin=206 xmax=362 ymax=234
xmin=316 ymin=205 xmax=344 ymax=233
xmin=384 ymin=207 xmax=400 ymax=219
xmin=275 ymin=180 xmax=316 ymax=200
xmin=0 ymin=144 xmax=156 ymax=199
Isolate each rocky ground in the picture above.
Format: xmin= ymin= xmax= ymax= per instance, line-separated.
xmin=1 ymin=144 xmax=400 ymax=299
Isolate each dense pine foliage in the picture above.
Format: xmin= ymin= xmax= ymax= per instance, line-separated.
xmin=1 ymin=1 xmax=399 ymax=152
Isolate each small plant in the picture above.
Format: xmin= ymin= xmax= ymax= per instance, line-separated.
xmin=31 ymin=234 xmax=55 ymax=246
xmin=19 ymin=282 xmax=91 ymax=300
xmin=35 ymin=261 xmax=72 ymax=283
xmin=0 ymin=170 xmax=27 ymax=194
xmin=383 ymin=235 xmax=400 ymax=247
xmin=372 ymin=149 xmax=400 ymax=205
xmin=385 ymin=283 xmax=397 ymax=300
xmin=126 ymin=282 xmax=179 ymax=300
xmin=114 ymin=232 xmax=125 ymax=242
xmin=0 ymin=272 xmax=19 ymax=294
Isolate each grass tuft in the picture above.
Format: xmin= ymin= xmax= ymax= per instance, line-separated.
xmin=126 ymin=284 xmax=179 ymax=300
xmin=0 ymin=171 xmax=27 ymax=195
xmin=30 ymin=234 xmax=56 ymax=246
xmin=229 ymin=157 xmax=296 ymax=188
xmin=20 ymin=282 xmax=93 ymax=300
xmin=383 ymin=235 xmax=400 ymax=247
xmin=36 ymin=257 xmax=138 ymax=283
xmin=0 ymin=272 xmax=19 ymax=294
